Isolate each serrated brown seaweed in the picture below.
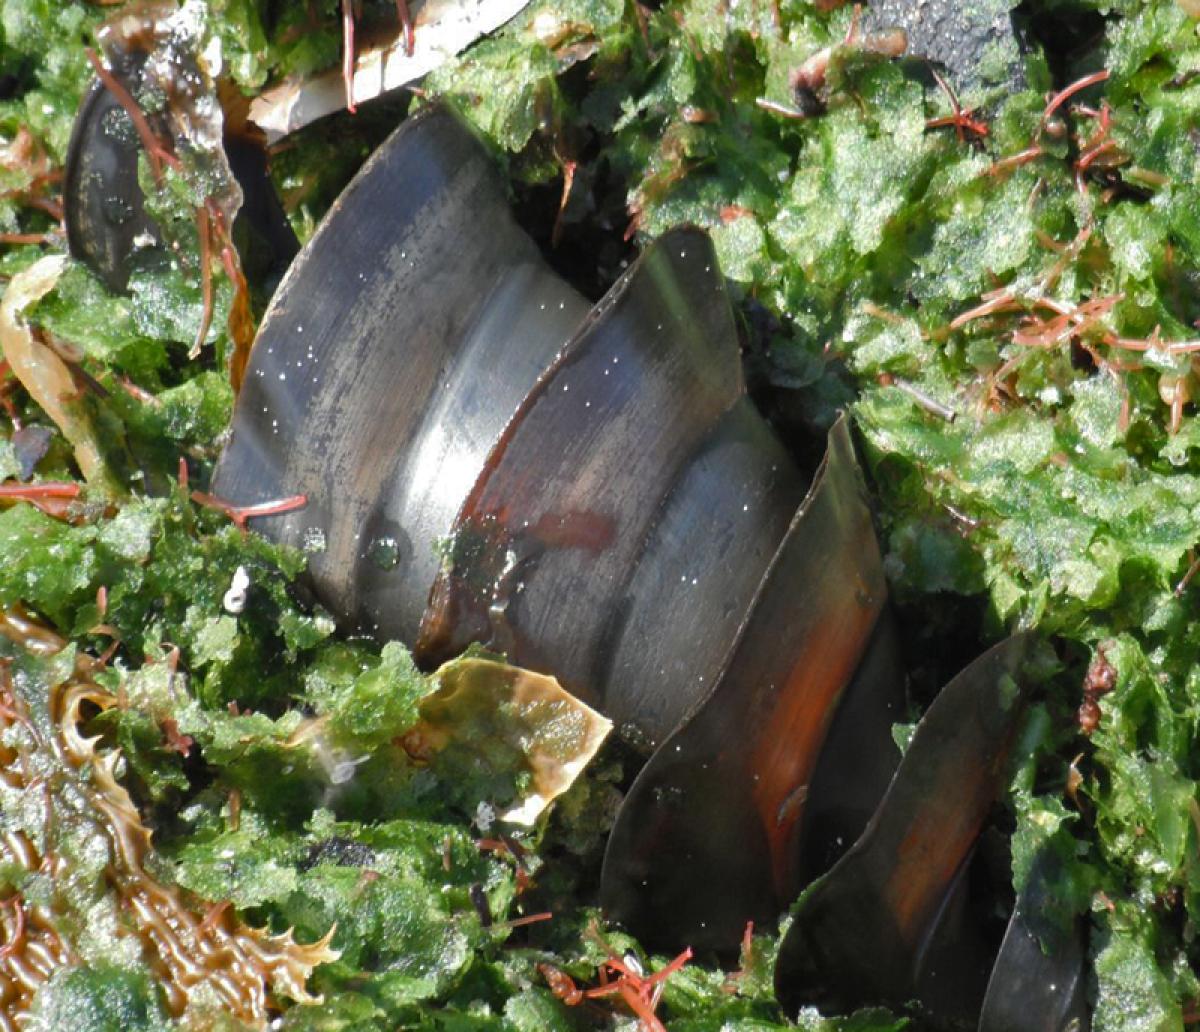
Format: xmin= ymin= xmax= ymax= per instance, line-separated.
xmin=0 ymin=609 xmax=336 ymax=1027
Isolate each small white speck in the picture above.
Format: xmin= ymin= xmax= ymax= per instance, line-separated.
xmin=330 ymin=756 xmax=368 ymax=784
xmin=475 ymin=801 xmax=496 ymax=832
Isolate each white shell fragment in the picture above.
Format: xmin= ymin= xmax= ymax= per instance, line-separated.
xmin=248 ymin=0 xmax=534 ymax=141
xmin=222 ymin=564 xmax=251 ymax=614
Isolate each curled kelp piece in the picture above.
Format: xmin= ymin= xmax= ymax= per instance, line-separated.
xmin=198 ymin=100 xmax=1073 ymax=1025
xmin=774 ymin=634 xmax=1033 ymax=1026
xmin=0 ymin=256 xmax=117 ymax=493
xmin=599 ymin=417 xmax=904 ymax=951
xmin=978 ymin=848 xmax=1089 ymax=1032
xmin=211 ymin=104 xmax=909 ymax=959
xmin=400 ymin=653 xmax=612 ymax=826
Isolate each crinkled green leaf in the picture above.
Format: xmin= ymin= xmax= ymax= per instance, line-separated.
xmin=1094 ymin=919 xmax=1181 ymax=1032
xmin=306 ymin=641 xmax=430 ymax=751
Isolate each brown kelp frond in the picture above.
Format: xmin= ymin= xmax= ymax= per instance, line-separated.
xmin=0 ymin=257 xmax=118 ymax=493
xmin=0 ymin=608 xmax=337 ymax=1026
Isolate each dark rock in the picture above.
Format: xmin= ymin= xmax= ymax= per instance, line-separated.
xmin=865 ymin=0 xmax=1027 ymax=91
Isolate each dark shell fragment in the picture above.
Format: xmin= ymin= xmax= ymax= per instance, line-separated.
xmin=64 ymin=48 xmax=161 ymax=292
xmin=978 ymin=847 xmax=1089 ymax=1032
xmin=64 ymin=34 xmax=297 ymax=295
xmin=10 ymin=426 xmax=53 ymax=481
